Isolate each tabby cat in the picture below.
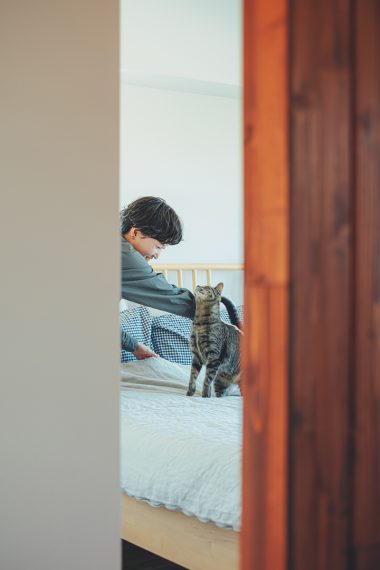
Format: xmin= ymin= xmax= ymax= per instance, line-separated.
xmin=186 ymin=283 xmax=242 ymax=398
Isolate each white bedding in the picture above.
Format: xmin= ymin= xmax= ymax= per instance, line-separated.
xmin=120 ymin=358 xmax=242 ymax=531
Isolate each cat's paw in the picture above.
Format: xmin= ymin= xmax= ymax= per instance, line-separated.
xmin=186 ymin=389 xmax=195 ymax=396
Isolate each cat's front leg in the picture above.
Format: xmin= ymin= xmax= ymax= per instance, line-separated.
xmin=202 ymin=361 xmax=219 ymax=398
xmin=187 ymin=352 xmax=202 ymax=396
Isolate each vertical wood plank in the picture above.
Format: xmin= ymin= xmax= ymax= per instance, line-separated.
xmin=289 ymin=1 xmax=354 ymax=569
xmin=355 ymin=546 xmax=380 ymax=570
xmin=243 ymin=0 xmax=289 ymax=569
xmin=354 ymin=0 xmax=380 ymax=561
xmin=192 ymin=270 xmax=197 ymax=291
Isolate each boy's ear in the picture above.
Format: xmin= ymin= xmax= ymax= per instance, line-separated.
xmin=214 ymin=282 xmax=224 ymax=294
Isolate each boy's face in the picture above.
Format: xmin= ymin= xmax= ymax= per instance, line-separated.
xmin=125 ymin=228 xmax=166 ymax=261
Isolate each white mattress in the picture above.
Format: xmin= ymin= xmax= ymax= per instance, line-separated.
xmin=120 ymin=358 xmax=242 ymax=531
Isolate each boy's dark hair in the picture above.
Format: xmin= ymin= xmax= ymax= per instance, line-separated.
xmin=120 ymin=196 xmax=183 ymax=245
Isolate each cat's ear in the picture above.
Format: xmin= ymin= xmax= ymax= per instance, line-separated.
xmin=214 ymin=282 xmax=224 ymax=295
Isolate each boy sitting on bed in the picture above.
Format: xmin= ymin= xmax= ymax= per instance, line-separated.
xmin=120 ymin=196 xmax=195 ymax=360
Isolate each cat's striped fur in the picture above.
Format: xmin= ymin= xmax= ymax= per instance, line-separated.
xmin=186 ymin=283 xmax=242 ymax=398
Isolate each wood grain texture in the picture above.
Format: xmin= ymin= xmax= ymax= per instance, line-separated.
xmin=244 ymin=0 xmax=289 ymax=288
xmin=354 ymin=0 xmax=380 ymax=558
xmin=289 ymin=1 xmax=354 ymax=569
xmin=242 ymin=1 xmax=289 ymax=569
xmin=355 ymin=545 xmax=380 ymax=570
xmin=244 ymin=1 xmax=380 ymax=569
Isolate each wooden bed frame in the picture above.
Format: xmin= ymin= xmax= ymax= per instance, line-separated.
xmin=152 ymin=263 xmax=243 ymax=290
xmin=121 ymin=494 xmax=239 ymax=570
xmin=121 ymin=263 xmax=243 ymax=570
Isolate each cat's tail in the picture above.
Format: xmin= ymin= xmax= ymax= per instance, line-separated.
xmin=221 ymin=296 xmax=243 ymax=331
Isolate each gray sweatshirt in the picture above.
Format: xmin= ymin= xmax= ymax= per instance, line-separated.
xmin=120 ymin=237 xmax=195 ymax=352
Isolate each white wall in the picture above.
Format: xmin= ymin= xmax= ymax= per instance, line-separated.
xmin=120 ymin=0 xmax=243 ymax=302
xmin=0 ymin=2 xmax=120 ymax=569
xmin=121 ymin=0 xmax=241 ymax=84
xmin=120 ymin=84 xmax=242 ymax=265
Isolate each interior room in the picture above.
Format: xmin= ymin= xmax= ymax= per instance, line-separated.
xmin=1 ymin=1 xmax=379 ymax=570
xmin=119 ymin=2 xmax=243 ymax=568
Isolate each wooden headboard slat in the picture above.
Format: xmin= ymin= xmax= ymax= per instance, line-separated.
xmin=152 ymin=263 xmax=244 ymax=290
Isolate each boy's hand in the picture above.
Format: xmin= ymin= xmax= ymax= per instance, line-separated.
xmin=133 ymin=343 xmax=158 ymax=360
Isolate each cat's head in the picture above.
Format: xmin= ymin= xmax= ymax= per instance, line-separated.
xmin=194 ymin=282 xmax=224 ymax=303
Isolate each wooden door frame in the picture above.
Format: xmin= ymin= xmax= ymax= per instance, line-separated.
xmin=243 ymin=2 xmax=380 ymax=570
xmin=242 ymin=1 xmax=289 ymax=569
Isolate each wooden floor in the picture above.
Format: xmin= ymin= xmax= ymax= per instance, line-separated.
xmin=122 ymin=540 xmax=186 ymax=570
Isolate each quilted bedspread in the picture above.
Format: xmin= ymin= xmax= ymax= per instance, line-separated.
xmin=120 ymin=358 xmax=242 ymax=530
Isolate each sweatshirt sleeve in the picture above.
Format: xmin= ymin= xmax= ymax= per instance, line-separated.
xmin=120 ymin=329 xmax=138 ymax=353
xmin=121 ymin=239 xmax=196 ymax=319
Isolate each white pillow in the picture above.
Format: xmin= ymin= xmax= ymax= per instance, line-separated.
xmin=120 ymin=357 xmax=202 ymax=395
xmin=120 ymin=357 xmax=240 ymax=397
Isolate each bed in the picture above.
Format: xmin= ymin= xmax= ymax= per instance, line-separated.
xmin=120 ymin=263 xmax=243 ymax=570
